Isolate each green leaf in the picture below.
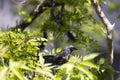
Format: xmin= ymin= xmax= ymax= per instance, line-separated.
xmin=9 ymin=60 xmax=27 ymax=80
xmin=19 ymin=11 xmax=27 ymax=16
xmin=80 ymin=61 xmax=97 ymax=68
xmin=11 ymin=68 xmax=26 ymax=80
xmin=77 ymin=64 xmax=97 ymax=80
xmin=0 ymin=67 xmax=8 ymax=80
xmin=35 ymin=69 xmax=54 ymax=79
xmin=27 ymin=17 xmax=32 ymax=23
xmin=41 ymin=37 xmax=48 ymax=42
xmin=39 ymin=55 xmax=45 ymax=65
xmin=83 ymin=53 xmax=99 ymax=61
xmin=66 ymin=73 xmax=70 ymax=80
xmin=21 ymin=65 xmax=34 ymax=71
xmin=60 ymin=63 xmax=74 ymax=73
xmin=0 ymin=45 xmax=10 ymax=58
xmin=80 ymin=74 xmax=85 ymax=80
xmin=56 ymin=48 xmax=62 ymax=53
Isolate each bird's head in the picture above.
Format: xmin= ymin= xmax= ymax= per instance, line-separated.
xmin=65 ymin=45 xmax=77 ymax=52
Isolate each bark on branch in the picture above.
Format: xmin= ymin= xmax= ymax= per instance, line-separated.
xmin=91 ymin=0 xmax=115 ymax=65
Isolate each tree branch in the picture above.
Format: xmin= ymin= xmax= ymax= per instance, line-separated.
xmin=11 ymin=0 xmax=63 ymax=31
xmin=91 ymin=0 xmax=115 ymax=65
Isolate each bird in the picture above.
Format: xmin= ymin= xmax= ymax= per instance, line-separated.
xmin=43 ymin=45 xmax=77 ymax=65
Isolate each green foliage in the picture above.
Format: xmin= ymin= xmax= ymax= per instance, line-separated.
xmin=0 ymin=29 xmax=40 ymax=61
xmin=54 ymin=54 xmax=112 ymax=80
xmin=0 ymin=29 xmax=113 ymax=80
xmin=0 ymin=32 xmax=112 ymax=80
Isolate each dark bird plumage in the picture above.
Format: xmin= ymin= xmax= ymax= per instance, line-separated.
xmin=43 ymin=45 xmax=77 ymax=65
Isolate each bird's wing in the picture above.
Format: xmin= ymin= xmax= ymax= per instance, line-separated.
xmin=54 ymin=56 xmax=68 ymax=65
xmin=43 ymin=55 xmax=56 ymax=63
xmin=43 ymin=55 xmax=68 ymax=65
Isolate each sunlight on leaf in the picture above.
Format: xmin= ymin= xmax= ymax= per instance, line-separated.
xmin=39 ymin=55 xmax=45 ymax=65
xmin=27 ymin=17 xmax=32 ymax=23
xmin=66 ymin=73 xmax=70 ymax=80
xmin=77 ymin=64 xmax=97 ymax=80
xmin=83 ymin=53 xmax=99 ymax=61
xmin=35 ymin=69 xmax=55 ymax=79
xmin=12 ymin=68 xmax=26 ymax=80
xmin=80 ymin=61 xmax=97 ymax=68
xmin=0 ymin=45 xmax=10 ymax=58
xmin=41 ymin=37 xmax=48 ymax=42
xmin=21 ymin=65 xmax=34 ymax=71
xmin=9 ymin=60 xmax=27 ymax=80
xmin=60 ymin=63 xmax=74 ymax=73
xmin=0 ymin=67 xmax=8 ymax=80
xmin=69 ymin=55 xmax=82 ymax=63
xmin=56 ymin=48 xmax=62 ymax=53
